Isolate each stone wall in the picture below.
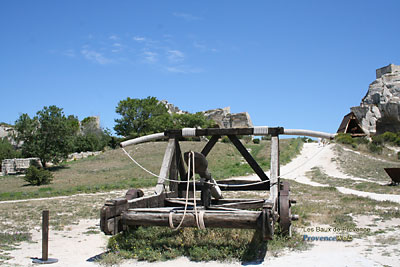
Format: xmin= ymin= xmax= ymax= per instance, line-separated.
xmin=1 ymin=158 xmax=40 ymax=176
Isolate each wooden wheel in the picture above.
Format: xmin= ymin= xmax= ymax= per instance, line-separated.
xmin=278 ymin=181 xmax=292 ymax=236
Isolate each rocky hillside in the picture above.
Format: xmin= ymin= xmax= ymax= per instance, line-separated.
xmin=351 ymin=64 xmax=400 ymax=135
xmin=160 ymin=100 xmax=253 ymax=128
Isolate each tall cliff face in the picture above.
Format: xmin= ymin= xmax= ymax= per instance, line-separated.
xmin=351 ymin=64 xmax=400 ymax=135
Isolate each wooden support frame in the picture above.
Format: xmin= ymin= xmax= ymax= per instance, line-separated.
xmin=201 ymin=135 xmax=220 ymax=157
xmin=269 ymin=136 xmax=280 ymax=207
xmin=228 ymin=135 xmax=269 ymax=181
xmin=155 ymin=139 xmax=176 ymax=195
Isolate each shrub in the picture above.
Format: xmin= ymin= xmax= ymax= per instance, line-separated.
xmin=253 ymin=138 xmax=260 ymax=144
xmin=394 ymin=137 xmax=400 ymax=147
xmin=242 ymin=135 xmax=252 ymax=144
xmin=354 ymin=137 xmax=369 ymax=145
xmin=381 ymin=132 xmax=397 ymax=143
xmin=221 ymin=136 xmax=230 ymax=143
xmin=335 ymin=133 xmax=354 ymax=145
xmin=261 ymin=135 xmax=271 ymax=141
xmin=24 ymin=165 xmax=53 ymax=186
xmin=368 ymin=142 xmax=382 ymax=154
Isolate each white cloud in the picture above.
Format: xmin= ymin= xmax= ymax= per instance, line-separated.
xmin=165 ymin=65 xmax=203 ymax=74
xmin=143 ymin=51 xmax=158 ymax=63
xmin=81 ymin=49 xmax=112 ymax=65
xmin=111 ymin=43 xmax=123 ymax=53
xmin=173 ymin=12 xmax=202 ymax=21
xmin=63 ymin=49 xmax=76 ymax=57
xmin=167 ymin=50 xmax=184 ymax=62
xmin=133 ymin=36 xmax=146 ymax=42
xmin=109 ymin=35 xmax=119 ymax=40
xmin=193 ymin=41 xmax=218 ymax=52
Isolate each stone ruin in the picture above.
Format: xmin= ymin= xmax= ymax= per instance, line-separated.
xmin=349 ymin=64 xmax=400 ymax=135
xmin=160 ymin=100 xmax=253 ymax=129
xmin=203 ymin=107 xmax=253 ymax=128
xmin=1 ymin=158 xmax=40 ymax=176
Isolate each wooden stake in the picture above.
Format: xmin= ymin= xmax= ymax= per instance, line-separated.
xmin=42 ymin=210 xmax=49 ymax=261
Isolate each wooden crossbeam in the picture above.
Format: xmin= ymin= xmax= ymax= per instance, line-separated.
xmin=227 ymin=135 xmax=269 ymax=181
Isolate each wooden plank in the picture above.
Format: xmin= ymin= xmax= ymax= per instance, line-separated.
xmin=200 ymin=135 xmax=220 ymax=157
xmin=123 ymin=210 xmax=261 ymax=229
xmin=165 ymin=127 xmax=284 ymax=137
xmin=168 ymin=140 xmax=179 ymax=195
xmin=164 ymin=198 xmax=265 ymax=210
xmin=175 ymin=140 xmax=186 ymax=180
xmin=177 ymin=181 xmax=269 ymax=191
xmin=228 ymin=135 xmax=269 ymax=181
xmin=155 ymin=139 xmax=176 ymax=195
xmin=270 ymin=136 xmax=280 ymax=204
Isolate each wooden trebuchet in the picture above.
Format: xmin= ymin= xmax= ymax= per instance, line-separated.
xmin=100 ymin=127 xmax=336 ymax=240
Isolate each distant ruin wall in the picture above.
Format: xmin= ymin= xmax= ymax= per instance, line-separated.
xmin=1 ymin=158 xmax=40 ymax=176
xmin=203 ymin=107 xmax=253 ymax=128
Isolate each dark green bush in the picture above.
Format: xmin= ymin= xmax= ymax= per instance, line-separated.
xmin=381 ymin=132 xmax=397 ymax=143
xmin=252 ymin=138 xmax=260 ymax=144
xmin=24 ymin=165 xmax=53 ymax=186
xmin=221 ymin=136 xmax=230 ymax=143
xmin=261 ymin=135 xmax=271 ymax=141
xmin=368 ymin=142 xmax=382 ymax=154
xmin=354 ymin=137 xmax=369 ymax=145
xmin=335 ymin=133 xmax=354 ymax=145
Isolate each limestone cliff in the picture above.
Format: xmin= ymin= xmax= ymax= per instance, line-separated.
xmin=351 ymin=64 xmax=400 ymax=135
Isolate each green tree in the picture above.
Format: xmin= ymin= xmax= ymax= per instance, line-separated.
xmin=14 ymin=105 xmax=76 ymax=167
xmin=114 ymin=96 xmax=170 ymax=137
xmin=73 ymin=116 xmax=111 ymax=152
xmin=171 ymin=112 xmax=214 ymax=129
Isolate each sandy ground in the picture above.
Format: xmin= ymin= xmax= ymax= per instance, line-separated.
xmin=4 ymin=143 xmax=400 ymax=267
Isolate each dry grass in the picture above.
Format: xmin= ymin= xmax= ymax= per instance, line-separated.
xmin=0 ymin=139 xmax=300 ymax=201
xmin=308 ymin=167 xmax=400 ymax=195
xmin=334 ymin=145 xmax=400 ymax=183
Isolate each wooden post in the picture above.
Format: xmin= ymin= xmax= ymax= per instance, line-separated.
xmin=32 ymin=210 xmax=58 ymax=263
xmin=42 ymin=210 xmax=49 ymax=261
xmin=155 ymin=139 xmax=176 ymax=195
xmin=270 ymin=136 xmax=280 ymax=206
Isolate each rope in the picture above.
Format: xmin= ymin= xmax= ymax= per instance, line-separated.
xmin=253 ymin=126 xmax=269 ymax=135
xmin=168 ymin=151 xmax=205 ymax=230
xmin=121 ymin=144 xmax=327 ymax=189
xmin=182 ymin=128 xmax=196 ymax=137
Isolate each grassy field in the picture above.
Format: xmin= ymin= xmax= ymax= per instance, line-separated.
xmin=0 ymin=138 xmax=303 ymax=201
xmin=334 ymin=144 xmax=400 ymax=183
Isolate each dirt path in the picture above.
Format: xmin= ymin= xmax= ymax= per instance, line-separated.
xmin=4 ymin=143 xmax=400 ymax=267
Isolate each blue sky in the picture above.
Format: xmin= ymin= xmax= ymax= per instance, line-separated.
xmin=1 ymin=1 xmax=399 ymax=135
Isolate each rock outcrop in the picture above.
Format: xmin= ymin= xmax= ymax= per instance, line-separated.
xmin=203 ymin=107 xmax=253 ymax=128
xmin=160 ymin=100 xmax=188 ymax=115
xmin=351 ymin=64 xmax=400 ymax=135
xmin=160 ymin=100 xmax=253 ymax=128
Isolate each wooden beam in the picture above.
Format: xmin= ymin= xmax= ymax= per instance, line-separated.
xmin=227 ymin=135 xmax=269 ymax=181
xmin=123 ymin=209 xmax=262 ymax=229
xmin=165 ymin=127 xmax=284 ymax=138
xmin=177 ymin=181 xmax=269 ymax=191
xmin=200 ymin=135 xmax=220 ymax=157
xmin=168 ymin=139 xmax=179 ymax=196
xmin=270 ymin=136 xmax=280 ymax=203
xmin=155 ymin=139 xmax=176 ymax=195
